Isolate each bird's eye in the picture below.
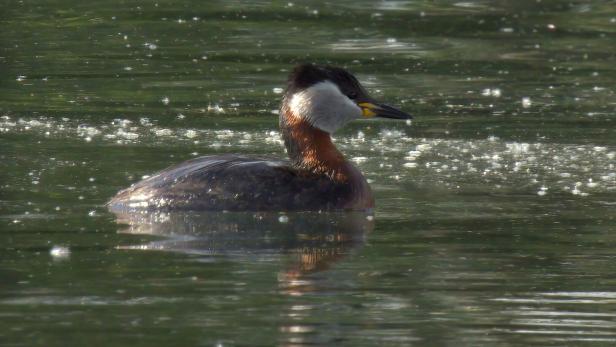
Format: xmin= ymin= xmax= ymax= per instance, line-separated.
xmin=347 ymin=91 xmax=358 ymax=99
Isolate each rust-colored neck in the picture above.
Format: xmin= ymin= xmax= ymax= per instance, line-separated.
xmin=280 ymin=106 xmax=349 ymax=181
xmin=279 ymin=103 xmax=375 ymax=209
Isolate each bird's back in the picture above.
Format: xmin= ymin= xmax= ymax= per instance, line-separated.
xmin=108 ymin=155 xmax=368 ymax=212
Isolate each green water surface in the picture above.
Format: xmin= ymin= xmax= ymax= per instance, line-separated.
xmin=2 ymin=1 xmax=616 ymax=346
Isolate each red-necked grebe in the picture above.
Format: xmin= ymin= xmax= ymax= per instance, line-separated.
xmin=108 ymin=64 xmax=411 ymax=212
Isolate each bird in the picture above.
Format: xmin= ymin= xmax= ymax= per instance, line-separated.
xmin=107 ymin=64 xmax=411 ymax=212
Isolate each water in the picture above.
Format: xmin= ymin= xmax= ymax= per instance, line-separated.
xmin=2 ymin=1 xmax=616 ymax=345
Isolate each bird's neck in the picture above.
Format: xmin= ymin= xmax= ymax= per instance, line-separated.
xmin=279 ymin=105 xmax=375 ymax=209
xmin=280 ymin=108 xmax=350 ymax=181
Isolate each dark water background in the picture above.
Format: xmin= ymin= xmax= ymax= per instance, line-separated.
xmin=1 ymin=1 xmax=616 ymax=346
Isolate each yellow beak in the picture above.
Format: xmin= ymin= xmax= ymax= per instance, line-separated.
xmin=357 ymin=102 xmax=412 ymax=119
xmin=358 ymin=102 xmax=378 ymax=118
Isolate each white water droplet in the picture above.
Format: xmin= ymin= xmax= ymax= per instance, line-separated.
xmin=50 ymin=246 xmax=70 ymax=259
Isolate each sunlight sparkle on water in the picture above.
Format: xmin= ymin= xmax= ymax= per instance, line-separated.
xmin=50 ymin=246 xmax=70 ymax=260
xmin=2 ymin=116 xmax=615 ymax=198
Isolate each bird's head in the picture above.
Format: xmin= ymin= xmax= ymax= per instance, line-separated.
xmin=282 ymin=64 xmax=411 ymax=133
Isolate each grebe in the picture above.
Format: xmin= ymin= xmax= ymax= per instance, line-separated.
xmin=108 ymin=64 xmax=411 ymax=212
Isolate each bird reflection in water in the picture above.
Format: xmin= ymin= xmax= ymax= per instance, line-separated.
xmin=112 ymin=210 xmax=373 ymax=345
xmin=113 ymin=210 xmax=373 ymax=283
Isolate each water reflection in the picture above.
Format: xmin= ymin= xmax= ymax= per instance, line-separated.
xmin=111 ymin=210 xmax=374 ymax=345
xmin=112 ymin=210 xmax=373 ymax=279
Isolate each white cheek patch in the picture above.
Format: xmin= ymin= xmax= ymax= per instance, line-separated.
xmin=288 ymin=81 xmax=362 ymax=133
xmin=288 ymin=88 xmax=314 ymax=120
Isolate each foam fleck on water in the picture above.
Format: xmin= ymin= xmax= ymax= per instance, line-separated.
xmin=117 ymin=129 xmax=139 ymax=140
xmin=154 ymin=128 xmax=173 ymax=136
xmin=482 ymin=88 xmax=501 ymax=97
xmin=207 ymin=104 xmax=225 ymax=113
xmin=185 ymin=130 xmax=198 ymax=138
